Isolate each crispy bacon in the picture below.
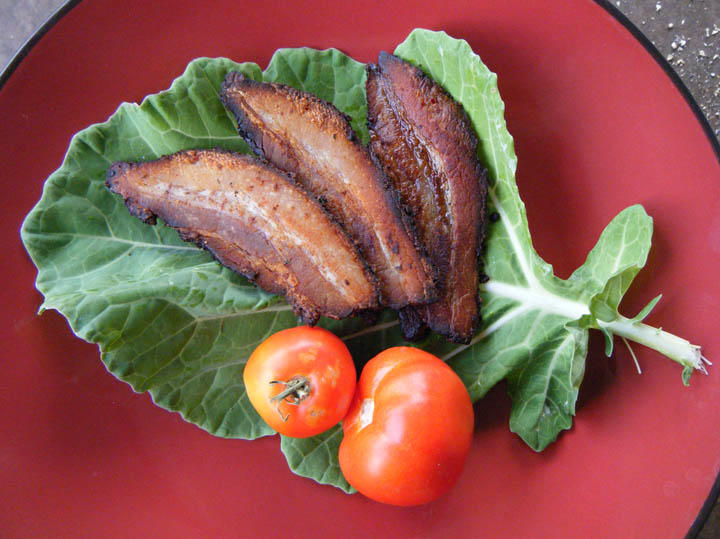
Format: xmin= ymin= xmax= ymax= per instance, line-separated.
xmin=220 ymin=73 xmax=436 ymax=310
xmin=366 ymin=52 xmax=488 ymax=343
xmin=106 ymin=149 xmax=379 ymax=324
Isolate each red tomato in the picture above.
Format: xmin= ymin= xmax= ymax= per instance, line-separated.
xmin=243 ymin=326 xmax=356 ymax=438
xmin=339 ymin=347 xmax=474 ymax=506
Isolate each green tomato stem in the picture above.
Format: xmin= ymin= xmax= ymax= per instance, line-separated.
xmin=270 ymin=376 xmax=311 ymax=404
xmin=599 ymin=316 xmax=705 ymax=373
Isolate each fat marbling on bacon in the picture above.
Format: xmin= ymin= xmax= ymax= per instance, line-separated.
xmin=106 ymin=149 xmax=379 ymax=324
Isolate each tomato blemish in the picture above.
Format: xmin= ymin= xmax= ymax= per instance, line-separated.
xmin=298 ymin=345 xmax=320 ymax=363
xmin=358 ymin=398 xmax=374 ymax=430
xmin=306 ymin=407 xmax=327 ymax=426
xmin=321 ymin=363 xmax=340 ymax=387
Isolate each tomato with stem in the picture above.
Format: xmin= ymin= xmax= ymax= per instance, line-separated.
xmin=244 ymin=326 xmax=356 ymax=438
xmin=339 ymin=347 xmax=474 ymax=506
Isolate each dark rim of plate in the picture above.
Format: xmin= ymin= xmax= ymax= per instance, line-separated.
xmin=0 ymin=0 xmax=81 ymax=90
xmin=0 ymin=0 xmax=718 ymax=535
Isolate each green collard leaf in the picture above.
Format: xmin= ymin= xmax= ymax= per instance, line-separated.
xmin=280 ymin=426 xmax=355 ymax=493
xmin=21 ymin=52 xmax=370 ymax=444
xmin=631 ymin=294 xmax=662 ymax=323
xmin=506 ymin=325 xmax=587 ymax=451
xmin=571 ymin=205 xmax=653 ymax=324
xmin=682 ymin=366 xmax=693 ymax=386
xmin=22 ymin=29 xmax=698 ymax=487
xmin=590 ymin=300 xmax=618 ymax=324
xmin=600 ymin=326 xmax=615 ymax=357
xmin=569 ymin=205 xmax=653 ymax=305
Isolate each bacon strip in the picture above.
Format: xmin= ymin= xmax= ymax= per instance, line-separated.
xmin=220 ymin=73 xmax=435 ymax=310
xmin=366 ymin=52 xmax=487 ymax=343
xmin=106 ymin=149 xmax=379 ymax=324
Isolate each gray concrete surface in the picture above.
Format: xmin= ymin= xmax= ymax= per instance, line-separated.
xmin=1 ymin=0 xmax=718 ymax=536
xmin=0 ymin=0 xmax=65 ymax=70
xmin=615 ymin=0 xmax=720 ymax=138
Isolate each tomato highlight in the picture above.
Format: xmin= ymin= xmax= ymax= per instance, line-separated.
xmin=243 ymin=326 xmax=356 ymax=438
xmin=339 ymin=347 xmax=474 ymax=506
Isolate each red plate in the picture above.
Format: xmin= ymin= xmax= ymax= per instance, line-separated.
xmin=2 ymin=1 xmax=719 ymax=537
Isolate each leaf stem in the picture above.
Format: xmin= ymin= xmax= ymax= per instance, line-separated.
xmin=599 ymin=316 xmax=704 ymax=373
xmin=620 ymin=336 xmax=642 ymax=375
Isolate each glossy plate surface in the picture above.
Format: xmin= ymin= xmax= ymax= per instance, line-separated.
xmin=1 ymin=1 xmax=719 ymax=537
